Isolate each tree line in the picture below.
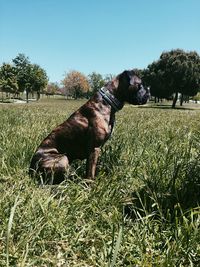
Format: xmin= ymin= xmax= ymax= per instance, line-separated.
xmin=1 ymin=49 xmax=200 ymax=107
xmin=0 ymin=53 xmax=111 ymax=102
xmin=0 ymin=54 xmax=48 ymax=103
xmin=39 ymin=72 xmax=113 ymax=100
xmin=143 ymin=49 xmax=200 ymax=108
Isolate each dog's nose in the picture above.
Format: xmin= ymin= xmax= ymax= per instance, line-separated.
xmin=138 ymin=85 xmax=146 ymax=97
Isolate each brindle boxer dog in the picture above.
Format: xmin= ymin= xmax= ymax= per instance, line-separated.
xmin=29 ymin=70 xmax=150 ymax=184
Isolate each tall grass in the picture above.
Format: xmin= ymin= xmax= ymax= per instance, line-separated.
xmin=0 ymin=99 xmax=200 ymax=266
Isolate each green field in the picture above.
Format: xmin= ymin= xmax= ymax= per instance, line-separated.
xmin=0 ymin=99 xmax=200 ymax=266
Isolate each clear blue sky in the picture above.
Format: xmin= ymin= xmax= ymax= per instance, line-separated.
xmin=1 ymin=0 xmax=200 ymax=83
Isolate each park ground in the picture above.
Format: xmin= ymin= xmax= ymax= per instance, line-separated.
xmin=0 ymin=98 xmax=200 ymax=266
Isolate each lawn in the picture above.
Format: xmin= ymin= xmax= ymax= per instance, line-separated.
xmin=0 ymin=98 xmax=200 ymax=266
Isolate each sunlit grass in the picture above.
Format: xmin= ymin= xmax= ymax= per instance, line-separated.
xmin=0 ymin=99 xmax=200 ymax=266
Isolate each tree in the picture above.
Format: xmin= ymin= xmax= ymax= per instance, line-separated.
xmin=0 ymin=63 xmax=18 ymax=98
xmin=104 ymin=73 xmax=114 ymax=83
xmin=29 ymin=64 xmax=48 ymax=100
xmin=62 ymin=70 xmax=89 ymax=99
xmin=143 ymin=61 xmax=172 ymax=102
xmin=12 ymin=54 xmax=32 ymax=102
xmin=12 ymin=54 xmax=48 ymax=102
xmin=44 ymin=82 xmax=60 ymax=96
xmin=88 ymin=72 xmax=104 ymax=94
xmin=192 ymin=92 xmax=200 ymax=103
xmin=144 ymin=49 xmax=200 ymax=108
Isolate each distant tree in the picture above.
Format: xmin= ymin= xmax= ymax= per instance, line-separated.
xmin=44 ymin=82 xmax=60 ymax=96
xmin=192 ymin=92 xmax=200 ymax=103
xmin=144 ymin=49 xmax=200 ymax=108
xmin=13 ymin=53 xmax=48 ymax=102
xmin=62 ymin=70 xmax=89 ymax=99
xmin=12 ymin=54 xmax=32 ymax=102
xmin=29 ymin=64 xmax=48 ymax=100
xmin=88 ymin=72 xmax=104 ymax=94
xmin=143 ymin=61 xmax=172 ymax=102
xmin=0 ymin=63 xmax=18 ymax=98
xmin=104 ymin=74 xmax=114 ymax=83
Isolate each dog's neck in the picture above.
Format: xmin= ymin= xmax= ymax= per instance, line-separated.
xmin=98 ymin=82 xmax=124 ymax=112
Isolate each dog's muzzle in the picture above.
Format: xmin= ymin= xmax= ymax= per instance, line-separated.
xmin=132 ymin=86 xmax=150 ymax=105
xmin=136 ymin=86 xmax=150 ymax=104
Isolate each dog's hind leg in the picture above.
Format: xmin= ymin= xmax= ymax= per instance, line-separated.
xmin=30 ymin=148 xmax=69 ymax=184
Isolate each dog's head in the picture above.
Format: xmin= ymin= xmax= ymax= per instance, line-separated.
xmin=114 ymin=70 xmax=150 ymax=105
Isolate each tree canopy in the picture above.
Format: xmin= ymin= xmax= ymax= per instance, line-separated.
xmin=44 ymin=82 xmax=60 ymax=96
xmin=1 ymin=50 xmax=200 ymax=106
xmin=28 ymin=64 xmax=48 ymax=100
xmin=88 ymin=72 xmax=104 ymax=94
xmin=0 ymin=63 xmax=18 ymax=95
xmin=144 ymin=49 xmax=200 ymax=108
xmin=0 ymin=53 xmax=48 ymax=102
xmin=62 ymin=70 xmax=89 ymax=99
xmin=12 ymin=54 xmax=48 ymax=102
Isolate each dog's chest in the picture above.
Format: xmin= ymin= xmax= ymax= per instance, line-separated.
xmin=96 ymin=113 xmax=115 ymax=144
xmin=80 ymin=101 xmax=115 ymax=145
xmin=107 ymin=113 xmax=115 ymax=139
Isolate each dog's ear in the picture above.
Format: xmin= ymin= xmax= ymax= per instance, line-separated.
xmin=126 ymin=70 xmax=141 ymax=86
xmin=114 ymin=70 xmax=129 ymax=87
xmin=129 ymin=75 xmax=141 ymax=86
xmin=113 ymin=70 xmax=141 ymax=88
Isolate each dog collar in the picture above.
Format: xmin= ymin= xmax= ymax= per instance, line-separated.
xmin=98 ymin=87 xmax=123 ymax=111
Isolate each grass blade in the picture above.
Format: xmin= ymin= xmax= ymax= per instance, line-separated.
xmin=6 ymin=195 xmax=20 ymax=267
xmin=110 ymin=226 xmax=123 ymax=267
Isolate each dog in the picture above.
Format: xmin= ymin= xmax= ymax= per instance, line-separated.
xmin=29 ymin=70 xmax=150 ymax=184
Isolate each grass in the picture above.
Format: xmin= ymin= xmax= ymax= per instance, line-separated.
xmin=0 ymin=98 xmax=200 ymax=266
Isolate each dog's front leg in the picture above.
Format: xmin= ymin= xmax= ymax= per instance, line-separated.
xmin=86 ymin=147 xmax=101 ymax=179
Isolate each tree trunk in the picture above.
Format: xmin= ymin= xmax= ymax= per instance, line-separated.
xmin=37 ymin=91 xmax=40 ymax=101
xmin=172 ymin=92 xmax=178 ymax=108
xmin=180 ymin=94 xmax=184 ymax=106
xmin=185 ymin=95 xmax=189 ymax=103
xmin=26 ymin=89 xmax=29 ymax=103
